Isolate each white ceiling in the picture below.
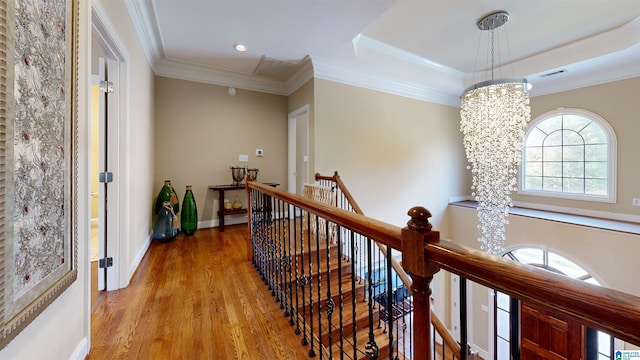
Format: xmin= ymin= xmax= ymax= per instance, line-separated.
xmin=126 ymin=0 xmax=640 ymax=106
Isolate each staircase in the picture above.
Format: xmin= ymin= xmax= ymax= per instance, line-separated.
xmin=250 ymin=186 xmax=413 ymax=359
xmin=249 ymin=172 xmax=476 ymax=359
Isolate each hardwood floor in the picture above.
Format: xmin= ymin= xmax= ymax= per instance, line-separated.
xmin=88 ymin=224 xmax=312 ymax=359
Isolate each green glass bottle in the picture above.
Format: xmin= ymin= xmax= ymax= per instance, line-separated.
xmin=181 ymin=185 xmax=198 ymax=236
xmin=155 ymin=180 xmax=180 ymax=215
xmin=154 ymin=180 xmax=172 ymax=215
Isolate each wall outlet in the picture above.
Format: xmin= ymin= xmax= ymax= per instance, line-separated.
xmin=633 ymin=198 xmax=640 ymax=207
xmin=239 ymin=154 xmax=248 ymax=162
xmin=256 ymin=149 xmax=263 ymax=157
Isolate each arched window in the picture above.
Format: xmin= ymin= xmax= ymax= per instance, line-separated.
xmin=520 ymin=108 xmax=616 ymax=202
xmin=495 ymin=247 xmax=620 ymax=359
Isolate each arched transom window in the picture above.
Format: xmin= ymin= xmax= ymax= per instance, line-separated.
xmin=520 ymin=108 xmax=616 ymax=202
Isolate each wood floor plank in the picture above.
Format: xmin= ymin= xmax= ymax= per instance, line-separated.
xmin=88 ymin=225 xmax=311 ymax=359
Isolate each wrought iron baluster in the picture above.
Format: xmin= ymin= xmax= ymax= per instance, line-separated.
xmin=432 ymin=319 xmax=436 ymax=360
xmin=279 ymin=199 xmax=287 ymax=310
xmin=270 ymin=203 xmax=277 ymax=297
xmin=350 ymin=231 xmax=357 ymax=360
xmin=307 ymin=211 xmax=316 ymax=357
xmin=460 ymin=277 xmax=468 ymax=360
xmin=324 ymin=218 xmax=333 ymax=358
xmin=263 ymin=192 xmax=271 ymax=287
xmin=293 ymin=205 xmax=301 ymax=332
xmin=386 ymin=247 xmax=395 ymax=359
xmin=336 ymin=226 xmax=345 ymax=360
xmin=273 ymin=204 xmax=280 ymax=298
xmin=365 ymin=237 xmax=379 ymax=359
xmin=300 ymin=210 xmax=308 ymax=345
xmin=285 ymin=200 xmax=293 ymax=319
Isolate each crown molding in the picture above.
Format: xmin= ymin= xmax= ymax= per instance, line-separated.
xmin=153 ymin=59 xmax=289 ymax=95
xmin=285 ymin=57 xmax=314 ymax=95
xmin=312 ymin=56 xmax=462 ymax=107
xmin=122 ymin=4 xmax=639 ymax=105
xmin=124 ymin=0 xmax=163 ymax=66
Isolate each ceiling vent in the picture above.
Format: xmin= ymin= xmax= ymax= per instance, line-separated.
xmin=253 ymin=55 xmax=308 ymax=81
xmin=540 ymin=69 xmax=567 ymax=78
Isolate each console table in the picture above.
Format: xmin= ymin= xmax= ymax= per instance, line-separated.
xmin=208 ymin=182 xmax=279 ymax=232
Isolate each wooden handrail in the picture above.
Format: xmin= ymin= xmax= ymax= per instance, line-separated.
xmin=248 ymin=181 xmax=403 ymax=251
xmin=427 ymin=239 xmax=640 ymax=345
xmin=315 ymin=172 xmax=365 ymax=215
xmin=248 ymin=180 xmax=640 ymax=352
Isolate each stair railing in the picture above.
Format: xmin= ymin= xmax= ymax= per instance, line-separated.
xmin=246 ymin=180 xmax=640 ymax=360
xmin=315 ymin=172 xmax=462 ymax=358
xmin=248 ymin=181 xmax=414 ymax=359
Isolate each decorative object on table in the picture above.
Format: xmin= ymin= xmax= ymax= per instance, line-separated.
xmin=230 ymin=166 xmax=246 ymax=185
xmin=224 ymin=199 xmax=232 ymax=210
xmin=246 ymin=168 xmax=259 ymax=181
xmin=152 ymin=201 xmax=179 ymax=242
xmin=181 ymin=185 xmax=198 ymax=236
xmin=232 ymin=194 xmax=243 ymax=210
xmin=154 ymin=180 xmax=180 ymax=215
xmin=459 ymin=11 xmax=531 ymax=255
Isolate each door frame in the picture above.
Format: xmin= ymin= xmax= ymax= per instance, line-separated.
xmin=91 ymin=2 xmax=131 ymax=291
xmin=288 ymin=104 xmax=310 ymax=194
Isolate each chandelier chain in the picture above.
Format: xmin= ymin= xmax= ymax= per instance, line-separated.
xmin=491 ymin=28 xmax=495 ymax=80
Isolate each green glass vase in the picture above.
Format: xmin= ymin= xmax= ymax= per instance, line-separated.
xmin=154 ymin=180 xmax=180 ymax=215
xmin=181 ymin=185 xmax=198 ymax=236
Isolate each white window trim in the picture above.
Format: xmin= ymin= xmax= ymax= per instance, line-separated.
xmin=518 ymin=107 xmax=617 ymax=203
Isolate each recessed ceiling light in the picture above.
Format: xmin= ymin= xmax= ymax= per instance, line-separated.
xmin=234 ymin=44 xmax=247 ymax=52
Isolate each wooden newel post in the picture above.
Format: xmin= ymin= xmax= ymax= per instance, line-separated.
xmin=246 ymin=180 xmax=253 ymax=262
xmin=401 ymin=206 xmax=441 ymax=360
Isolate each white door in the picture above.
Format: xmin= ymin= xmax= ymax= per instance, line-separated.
xmin=92 ymin=11 xmax=123 ymax=289
xmin=95 ymin=55 xmax=120 ymax=291
xmin=288 ymin=105 xmax=309 ymax=194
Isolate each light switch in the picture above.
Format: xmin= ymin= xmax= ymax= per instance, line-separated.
xmin=239 ymin=154 xmax=248 ymax=162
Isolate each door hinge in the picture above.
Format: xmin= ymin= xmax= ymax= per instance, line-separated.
xmin=99 ymin=172 xmax=113 ymax=183
xmin=98 ymin=257 xmax=113 ymax=269
xmin=99 ymin=81 xmax=114 ymax=93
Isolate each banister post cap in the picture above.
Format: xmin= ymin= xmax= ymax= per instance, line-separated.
xmin=407 ymin=206 xmax=433 ymax=232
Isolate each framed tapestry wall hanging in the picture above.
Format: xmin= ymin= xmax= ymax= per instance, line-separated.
xmin=0 ymin=0 xmax=79 ymax=349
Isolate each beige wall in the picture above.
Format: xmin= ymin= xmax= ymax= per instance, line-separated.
xmin=514 ymin=77 xmax=640 ymax=216
xmin=312 ymin=79 xmax=468 ymax=325
xmin=313 ymin=78 xmax=469 ymax=233
xmin=154 ymin=77 xmax=289 ymax=225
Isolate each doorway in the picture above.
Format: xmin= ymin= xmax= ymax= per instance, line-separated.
xmin=90 ymin=8 xmax=125 ymax=308
xmin=288 ymin=105 xmax=310 ymax=195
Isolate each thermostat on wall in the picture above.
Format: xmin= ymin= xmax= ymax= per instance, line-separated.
xmin=256 ymin=149 xmax=264 ymax=157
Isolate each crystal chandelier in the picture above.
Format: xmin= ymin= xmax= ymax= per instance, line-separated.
xmin=459 ymin=11 xmax=531 ymax=255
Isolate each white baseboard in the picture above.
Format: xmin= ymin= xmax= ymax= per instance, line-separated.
xmin=198 ymin=216 xmax=248 ymax=230
xmin=128 ymin=234 xmax=152 ymax=283
xmin=69 ymin=337 xmax=89 ymax=360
